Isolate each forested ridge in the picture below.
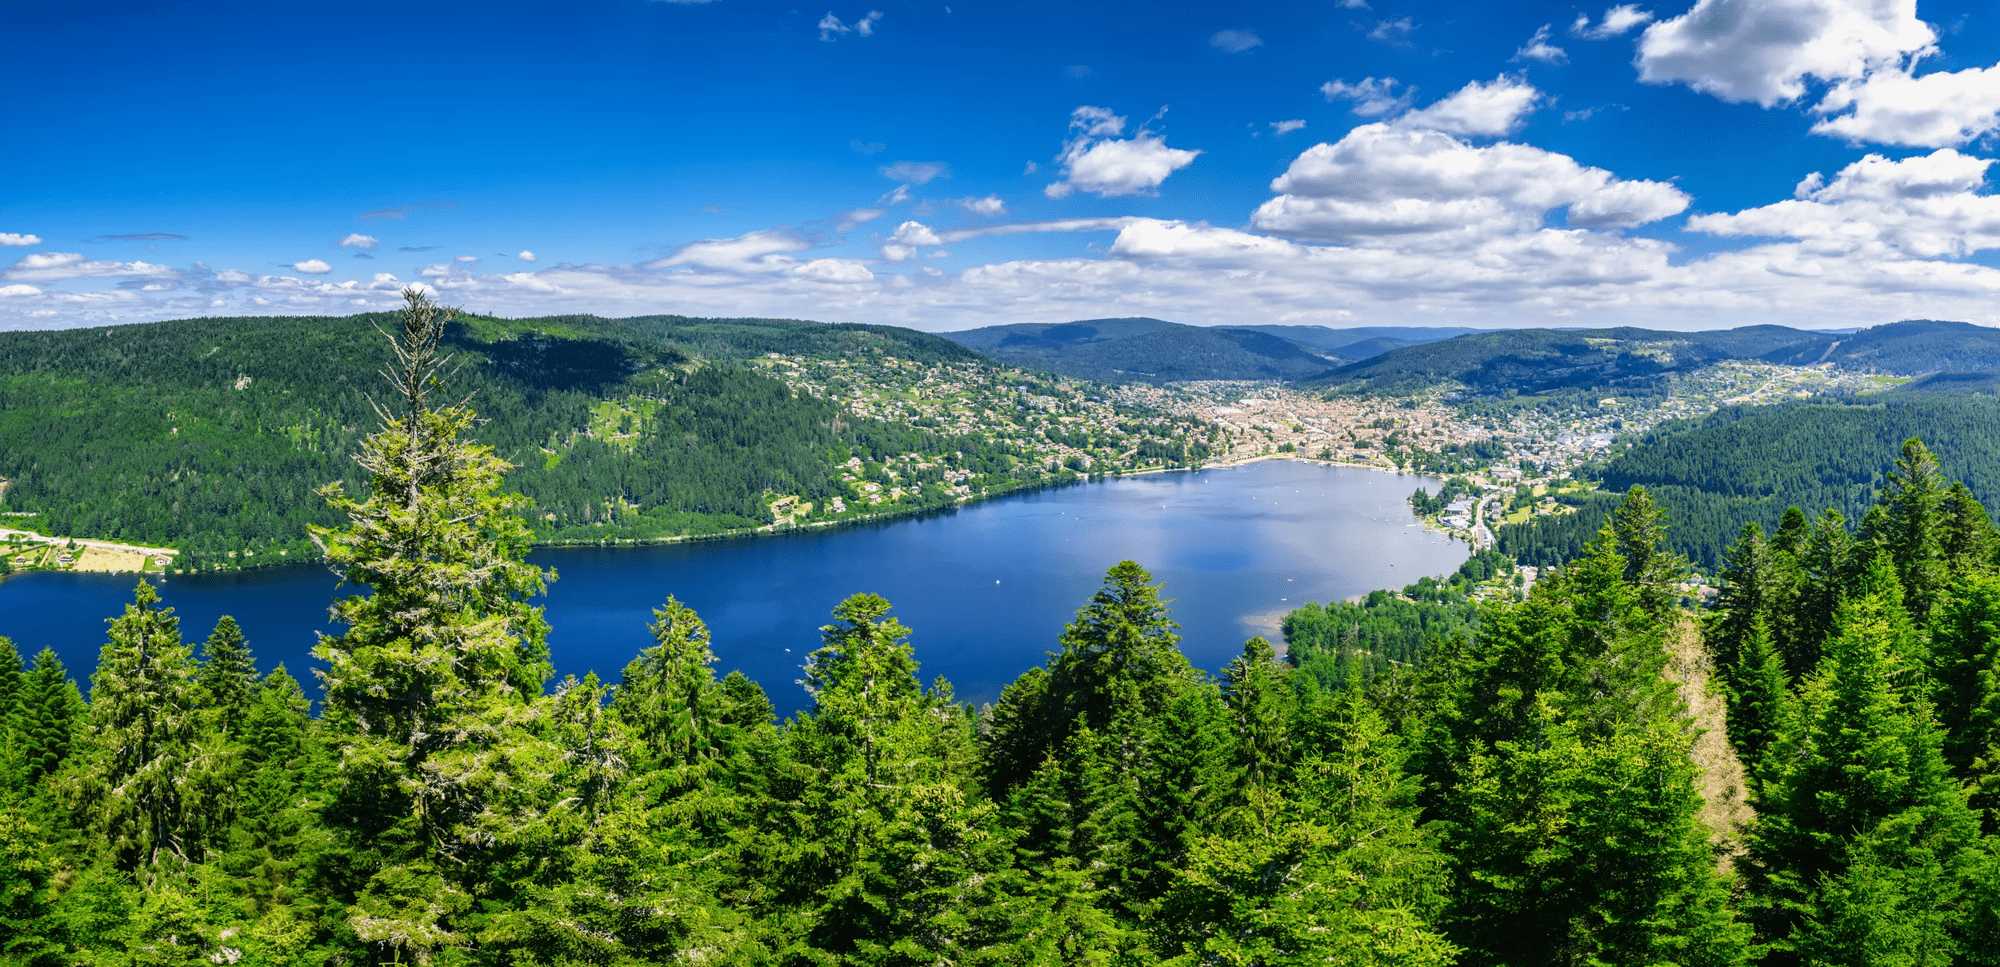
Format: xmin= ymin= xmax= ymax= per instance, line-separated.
xmin=5 ymin=294 xmax=2000 ymax=966
xmin=0 ymin=311 xmax=1052 ymax=570
xmin=1498 ymin=394 xmax=2000 ymax=570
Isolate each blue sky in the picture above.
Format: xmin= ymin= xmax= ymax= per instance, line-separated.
xmin=5 ymin=0 xmax=2000 ymax=332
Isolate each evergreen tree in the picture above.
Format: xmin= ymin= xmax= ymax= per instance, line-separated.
xmin=0 ymin=807 xmax=65 ymax=966
xmin=1419 ymin=519 xmax=1747 ymax=967
xmin=1154 ymin=679 xmax=1456 ymax=967
xmin=1787 ymin=509 xmax=1855 ymax=678
xmin=1729 ymin=612 xmax=1796 ymax=779
xmin=1221 ymin=636 xmax=1292 ymax=823
xmin=1941 ymin=481 xmax=1998 ymax=576
xmin=1865 ymin=438 xmax=1954 ymax=622
xmin=193 ymin=615 xmax=257 ymax=729
xmin=612 ymin=596 xmax=728 ymax=797
xmin=754 ymin=593 xmax=1014 ymax=965
xmin=12 ymin=648 xmax=83 ymax=789
xmin=1740 ymin=568 xmax=1983 ymax=967
xmin=1611 ymin=485 xmax=1691 ymax=614
xmin=309 ymin=289 xmax=557 ymax=963
xmin=67 ymin=581 xmax=205 ymax=876
xmin=980 ymin=560 xmax=1188 ymax=798
xmin=1712 ymin=522 xmax=1775 ymax=675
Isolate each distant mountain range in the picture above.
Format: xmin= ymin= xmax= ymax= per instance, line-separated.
xmin=1308 ymin=320 xmax=2000 ymax=396
xmin=937 ymin=317 xmax=2000 ymax=395
xmin=937 ymin=318 xmax=1478 ymax=383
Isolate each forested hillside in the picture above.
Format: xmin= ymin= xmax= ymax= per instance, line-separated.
xmin=1498 ymin=394 xmax=2000 ymax=570
xmin=5 ymin=295 xmax=1998 ymax=965
xmin=0 ymin=310 xmax=1128 ymax=569
xmin=939 ymin=317 xmax=1342 ymax=382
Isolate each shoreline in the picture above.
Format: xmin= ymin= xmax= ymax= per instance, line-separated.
xmin=26 ymin=454 xmax=1446 ymax=577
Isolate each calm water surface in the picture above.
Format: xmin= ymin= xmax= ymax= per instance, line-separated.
xmin=0 ymin=461 xmax=1466 ymax=711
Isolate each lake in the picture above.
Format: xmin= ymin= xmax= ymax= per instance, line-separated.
xmin=0 ymin=460 xmax=1467 ymax=712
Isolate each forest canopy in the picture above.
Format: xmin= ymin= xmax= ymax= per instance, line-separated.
xmin=6 ymin=291 xmax=2000 ymax=965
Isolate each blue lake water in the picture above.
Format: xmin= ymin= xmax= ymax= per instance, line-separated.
xmin=0 ymin=460 xmax=1467 ymax=712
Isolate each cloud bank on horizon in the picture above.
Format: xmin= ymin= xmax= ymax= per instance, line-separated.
xmin=5 ymin=0 xmax=2000 ymax=333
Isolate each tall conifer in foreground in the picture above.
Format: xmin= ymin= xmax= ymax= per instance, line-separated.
xmin=310 ymin=289 xmax=556 ymax=965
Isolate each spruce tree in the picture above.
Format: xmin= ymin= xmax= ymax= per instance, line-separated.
xmin=309 ymin=288 xmax=556 ymax=963
xmin=1729 ymin=612 xmax=1796 ymax=779
xmin=1866 ymin=438 xmax=1953 ymax=622
xmin=193 ymin=615 xmax=257 ymax=729
xmin=981 ymin=560 xmax=1188 ymax=798
xmin=1155 ymin=679 xmax=1456 ymax=967
xmin=1611 ymin=485 xmax=1690 ymax=614
xmin=13 ymin=648 xmax=83 ymax=789
xmin=68 ymin=581 xmax=205 ymax=875
xmin=1740 ymin=568 xmax=1983 ymax=967
xmin=0 ymin=807 xmax=65 ymax=966
xmin=754 ymin=593 xmax=1015 ymax=965
xmin=1221 ymin=636 xmax=1292 ymax=823
xmin=1713 ymin=522 xmax=1774 ymax=675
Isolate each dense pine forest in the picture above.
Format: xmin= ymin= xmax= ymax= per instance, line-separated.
xmin=0 ymin=311 xmax=1047 ymax=569
xmin=5 ymin=294 xmax=2000 ymax=966
xmin=1498 ymin=395 xmax=2000 ymax=571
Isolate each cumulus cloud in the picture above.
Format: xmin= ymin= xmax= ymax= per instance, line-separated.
xmin=338 ymin=233 xmax=378 ymax=249
xmin=518 ymin=250 xmax=537 ymax=262
xmin=0 ymin=284 xmax=41 ymax=297
xmin=1045 ymin=106 xmax=1202 ymax=199
xmin=1637 ymin=0 xmax=1934 ymax=107
xmin=1514 ymin=25 xmax=1567 ymax=64
xmin=1271 ymin=119 xmax=1307 ymax=135
xmin=1812 ymin=63 xmax=2000 ymax=147
xmin=1252 ymin=122 xmax=1689 ymax=245
xmin=1571 ymin=4 xmax=1653 ymax=39
xmin=958 ymin=195 xmax=1008 ymax=216
xmin=0 ymin=233 xmax=39 ymax=247
xmin=1689 ymin=149 xmax=2000 ymax=258
xmin=819 ymin=10 xmax=882 ymax=40
xmin=1210 ymin=29 xmax=1263 ymax=53
xmin=881 ymin=161 xmax=950 ymax=184
xmin=891 ymin=221 xmax=942 ymax=246
xmin=792 ymin=258 xmax=874 ymax=282
xmin=5 ymin=253 xmax=178 ymax=283
xmin=1396 ymin=75 xmax=1541 ymax=137
xmin=294 ymin=259 xmax=332 ymax=274
xmin=1321 ymin=77 xmax=1414 ymax=117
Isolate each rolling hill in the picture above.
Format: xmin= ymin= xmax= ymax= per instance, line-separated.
xmin=937 ymin=318 xmax=1477 ymax=383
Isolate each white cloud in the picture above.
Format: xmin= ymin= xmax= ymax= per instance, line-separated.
xmin=838 ymin=207 xmax=886 ymax=230
xmin=881 ymin=245 xmax=917 ymax=263
xmin=0 ymin=233 xmax=41 ymax=247
xmin=1254 ymin=122 xmax=1688 ymax=244
xmin=1637 ymin=0 xmax=1934 ymax=107
xmin=1271 ymin=119 xmax=1307 ymax=135
xmin=880 ymin=161 xmax=950 ymax=184
xmin=1210 ymin=29 xmax=1262 ymax=53
xmin=1046 ymin=106 xmax=1202 ymax=199
xmin=879 ymin=184 xmax=913 ymax=205
xmin=1811 ymin=63 xmax=2000 ymax=147
xmin=518 ymin=250 xmax=537 ymax=262
xmin=5 ymin=253 xmax=178 ymax=282
xmin=1337 ymin=0 xmax=1368 ymax=7
xmin=1396 ymin=75 xmax=1541 ymax=137
xmin=1688 ymin=149 xmax=2000 ymax=258
xmin=792 ymin=258 xmax=874 ymax=282
xmin=294 ymin=260 xmax=333 ymax=274
xmin=455 ymin=255 xmax=479 ymax=263
xmin=818 ymin=10 xmax=882 ymax=40
xmin=653 ymin=229 xmax=811 ymax=273
xmin=1367 ymin=18 xmax=1414 ymax=42
xmin=1320 ymin=77 xmax=1414 ymax=117
xmin=374 ymin=273 xmax=401 ymax=283
xmin=1514 ymin=24 xmax=1567 ymax=64
xmin=0 ymin=284 xmax=40 ymax=297
xmin=891 ymin=221 xmax=942 ymax=247
xmin=338 ymin=233 xmax=379 ymax=249
xmin=1571 ymin=4 xmax=1654 ymax=39
xmin=957 ymin=195 xmax=1008 ymax=216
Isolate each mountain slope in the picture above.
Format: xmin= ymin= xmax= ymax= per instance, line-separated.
xmin=1307 ymin=325 xmax=1830 ymax=395
xmin=1759 ymin=319 xmax=2000 ymax=373
xmin=940 ymin=317 xmax=1341 ymax=382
